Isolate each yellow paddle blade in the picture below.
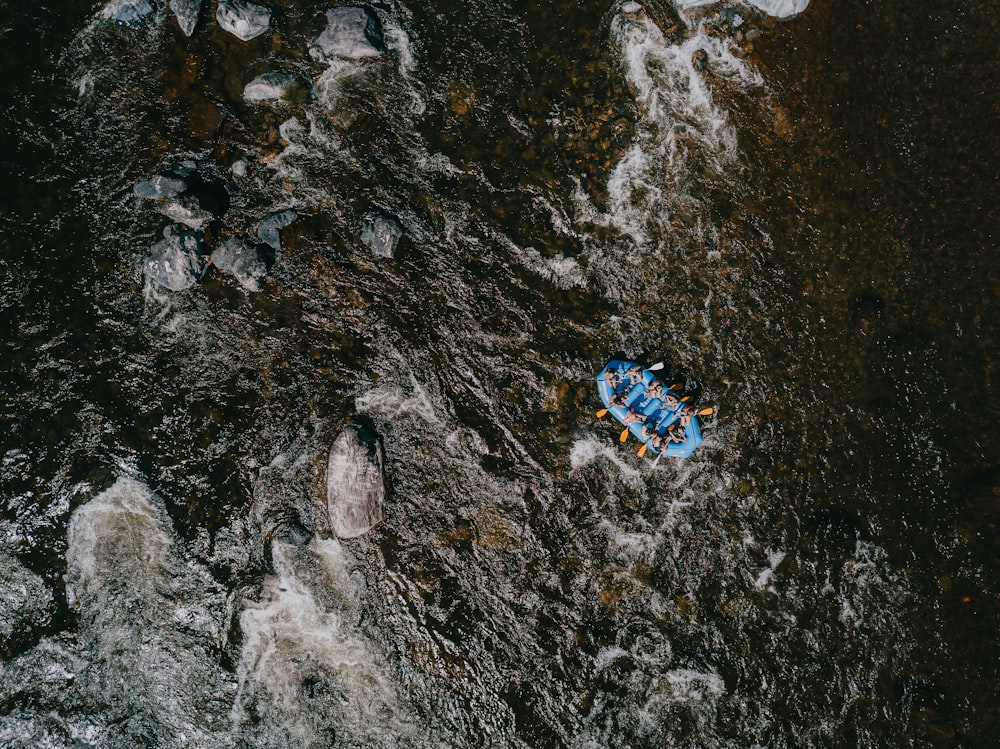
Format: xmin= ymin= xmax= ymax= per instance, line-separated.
xmin=697 ymin=407 xmax=714 ymax=416
xmin=619 ymin=427 xmax=629 ymax=443
xmin=681 ymin=396 xmax=692 ymax=403
xmin=596 ymin=408 xmax=608 ymax=418
xmin=637 ymin=442 xmax=648 ymax=457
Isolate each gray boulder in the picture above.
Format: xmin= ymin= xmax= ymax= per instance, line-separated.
xmin=169 ymin=0 xmax=203 ymax=36
xmin=311 ymin=6 xmax=385 ymax=61
xmin=745 ymin=0 xmax=811 ymax=18
xmin=243 ymin=72 xmax=306 ymax=103
xmin=256 ymin=209 xmax=297 ymax=251
xmin=359 ymin=210 xmax=402 ymax=258
xmin=101 ymin=0 xmax=154 ymax=27
xmin=216 ymin=0 xmax=271 ymax=41
xmin=325 ymin=425 xmax=386 ymax=538
xmin=143 ymin=231 xmax=208 ymax=291
xmin=159 ymin=194 xmax=215 ymax=230
xmin=211 ymin=237 xmax=268 ymax=291
xmin=134 ymin=169 xmax=195 ymax=200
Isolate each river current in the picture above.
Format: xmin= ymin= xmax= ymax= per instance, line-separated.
xmin=1 ymin=0 xmax=997 ymax=747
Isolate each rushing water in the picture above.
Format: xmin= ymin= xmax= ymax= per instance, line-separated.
xmin=1 ymin=0 xmax=998 ymax=746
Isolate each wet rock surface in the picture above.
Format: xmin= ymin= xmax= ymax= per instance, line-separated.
xmin=168 ymin=0 xmax=202 ymax=37
xmin=256 ymin=209 xmax=298 ymax=251
xmin=359 ymin=210 xmax=403 ymax=258
xmin=211 ymin=236 xmax=270 ymax=290
xmin=216 ymin=0 xmax=271 ymax=41
xmin=325 ymin=424 xmax=387 ymax=539
xmin=311 ymin=6 xmax=386 ymax=61
xmin=134 ymin=168 xmax=196 ymax=200
xmin=243 ymin=71 xmax=308 ymax=103
xmin=101 ymin=0 xmax=154 ymax=27
xmin=159 ymin=193 xmax=216 ymax=230
xmin=143 ymin=229 xmax=208 ymax=291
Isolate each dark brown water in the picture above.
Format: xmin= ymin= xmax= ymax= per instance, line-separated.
xmin=1 ymin=0 xmax=997 ymax=746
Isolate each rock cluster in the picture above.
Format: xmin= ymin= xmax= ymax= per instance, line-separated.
xmin=119 ymin=6 xmax=400 ymax=286
xmin=136 ymin=164 xmax=297 ymax=292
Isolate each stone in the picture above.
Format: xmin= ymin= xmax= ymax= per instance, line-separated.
xmin=143 ymin=231 xmax=208 ymax=291
xmin=745 ymin=0 xmax=811 ymax=18
xmin=256 ymin=209 xmax=297 ymax=251
xmin=159 ymin=194 xmax=215 ymax=230
xmin=359 ymin=210 xmax=402 ymax=258
xmin=211 ymin=237 xmax=268 ymax=291
xmin=134 ymin=169 xmax=195 ymax=200
xmin=243 ymin=72 xmax=306 ymax=103
xmin=325 ymin=425 xmax=387 ymax=538
xmin=169 ymin=0 xmax=203 ymax=36
xmin=311 ymin=6 xmax=385 ymax=61
xmin=101 ymin=0 xmax=154 ymax=27
xmin=216 ymin=0 xmax=271 ymax=41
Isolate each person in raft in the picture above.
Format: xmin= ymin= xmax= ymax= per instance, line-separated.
xmin=645 ymin=379 xmax=665 ymax=400
xmin=603 ymin=367 xmax=626 ymax=389
xmin=660 ymin=391 xmax=680 ymax=410
xmin=676 ymin=404 xmax=695 ymax=427
xmin=667 ymin=423 xmax=687 ymax=443
xmin=623 ymin=408 xmax=646 ymax=425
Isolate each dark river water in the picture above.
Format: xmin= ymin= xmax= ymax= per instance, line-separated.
xmin=1 ymin=0 xmax=997 ymax=746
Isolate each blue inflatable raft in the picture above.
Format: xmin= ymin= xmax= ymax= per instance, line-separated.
xmin=597 ymin=359 xmax=703 ymax=459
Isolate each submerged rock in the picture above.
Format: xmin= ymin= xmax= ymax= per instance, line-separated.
xmin=243 ymin=72 xmax=306 ymax=103
xmin=169 ymin=0 xmax=202 ymax=36
xmin=359 ymin=210 xmax=402 ymax=258
xmin=311 ymin=6 xmax=385 ymax=61
xmin=143 ymin=230 xmax=208 ymax=291
xmin=256 ymin=209 xmax=297 ymax=251
xmin=159 ymin=194 xmax=215 ymax=230
xmin=101 ymin=0 xmax=154 ymax=27
xmin=210 ymin=237 xmax=269 ymax=290
xmin=325 ymin=425 xmax=387 ymax=538
xmin=216 ymin=0 xmax=271 ymax=41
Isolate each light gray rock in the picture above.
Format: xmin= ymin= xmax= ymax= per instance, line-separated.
xmin=159 ymin=194 xmax=215 ymax=230
xmin=325 ymin=425 xmax=386 ymax=539
xmin=143 ymin=231 xmax=208 ymax=291
xmin=360 ymin=210 xmax=402 ymax=258
xmin=101 ymin=0 xmax=154 ymax=27
xmin=744 ymin=0 xmax=810 ymax=18
xmin=211 ymin=237 xmax=268 ymax=290
xmin=169 ymin=0 xmax=203 ymax=36
xmin=216 ymin=0 xmax=271 ymax=41
xmin=134 ymin=169 xmax=194 ymax=200
xmin=243 ymin=72 xmax=306 ymax=103
xmin=311 ymin=6 xmax=385 ymax=61
xmin=256 ymin=209 xmax=297 ymax=251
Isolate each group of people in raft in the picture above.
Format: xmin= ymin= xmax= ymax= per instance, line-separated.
xmin=604 ymin=363 xmax=694 ymax=451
